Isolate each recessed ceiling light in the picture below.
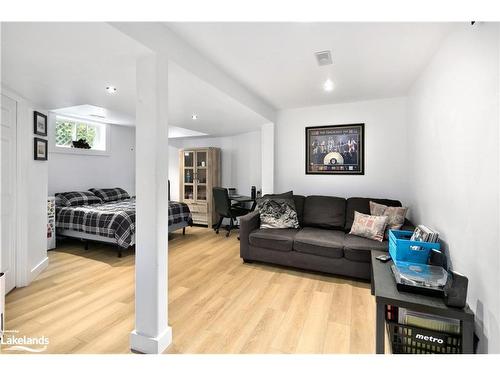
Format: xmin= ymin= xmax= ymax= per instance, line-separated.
xmin=106 ymin=86 xmax=117 ymax=94
xmin=191 ymin=114 xmax=198 ymax=120
xmin=323 ymin=79 xmax=334 ymax=92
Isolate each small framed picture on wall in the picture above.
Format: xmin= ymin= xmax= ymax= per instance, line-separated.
xmin=34 ymin=111 xmax=47 ymax=136
xmin=34 ymin=137 xmax=48 ymax=161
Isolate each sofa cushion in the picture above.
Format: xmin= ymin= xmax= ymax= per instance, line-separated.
xmin=249 ymin=228 xmax=299 ymax=252
xmin=345 ymin=197 xmax=402 ymax=232
xmin=292 ymin=195 xmax=305 ymax=227
xmin=294 ymin=228 xmax=344 ymax=259
xmin=262 ymin=191 xmax=293 ymax=199
xmin=344 ymin=234 xmax=388 ymax=263
xmin=302 ymin=196 xmax=346 ymax=230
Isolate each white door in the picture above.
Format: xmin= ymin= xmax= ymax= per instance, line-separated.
xmin=1 ymin=94 xmax=17 ymax=294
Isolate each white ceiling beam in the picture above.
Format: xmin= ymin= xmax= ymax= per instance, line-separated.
xmin=109 ymin=22 xmax=277 ymax=123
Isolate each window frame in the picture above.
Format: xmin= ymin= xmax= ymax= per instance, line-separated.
xmin=49 ymin=114 xmax=111 ymax=156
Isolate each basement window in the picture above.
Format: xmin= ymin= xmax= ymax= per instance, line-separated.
xmin=54 ymin=116 xmax=108 ymax=154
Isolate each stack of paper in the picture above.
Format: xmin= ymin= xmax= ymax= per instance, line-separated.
xmin=399 ymin=308 xmax=460 ymax=335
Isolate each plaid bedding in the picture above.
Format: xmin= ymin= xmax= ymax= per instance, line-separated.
xmin=56 ymin=199 xmax=192 ymax=248
xmin=168 ymin=201 xmax=192 ymax=226
xmin=55 ymin=191 xmax=103 ymax=206
xmin=89 ymin=188 xmax=130 ymax=202
xmin=56 ymin=198 xmax=136 ymax=248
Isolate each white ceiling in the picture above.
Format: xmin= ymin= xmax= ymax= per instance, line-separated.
xmin=168 ymin=125 xmax=207 ymax=138
xmin=167 ymin=22 xmax=455 ymax=109
xmin=52 ymin=104 xmax=135 ymax=126
xmin=1 ymin=22 xmax=268 ymax=136
xmin=1 ymin=22 xmax=147 ymax=124
xmin=51 ymin=104 xmax=208 ymax=137
xmin=2 ymin=22 xmax=455 ymax=134
xmin=168 ymin=62 xmax=268 ymax=135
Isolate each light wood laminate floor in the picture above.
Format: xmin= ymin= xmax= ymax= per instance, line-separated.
xmin=3 ymin=227 xmax=376 ymax=354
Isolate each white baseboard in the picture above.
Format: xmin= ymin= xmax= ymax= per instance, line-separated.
xmin=130 ymin=326 xmax=172 ymax=354
xmin=29 ymin=257 xmax=49 ymax=283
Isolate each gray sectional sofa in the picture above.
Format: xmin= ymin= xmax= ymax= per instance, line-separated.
xmin=239 ymin=195 xmax=413 ymax=280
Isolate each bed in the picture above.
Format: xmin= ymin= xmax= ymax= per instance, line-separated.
xmin=167 ymin=180 xmax=192 ymax=234
xmin=168 ymin=201 xmax=193 ymax=234
xmin=56 ymin=197 xmax=136 ymax=257
xmin=55 ymin=187 xmax=192 ymax=257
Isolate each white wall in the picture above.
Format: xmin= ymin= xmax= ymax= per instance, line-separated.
xmin=275 ymin=97 xmax=409 ymax=202
xmin=407 ymin=23 xmax=499 ymax=353
xmin=168 ymin=145 xmax=180 ymax=201
xmin=168 ymin=129 xmax=262 ymax=200
xmin=230 ymin=130 xmax=262 ymax=196
xmin=48 ymin=124 xmax=136 ymax=195
xmin=261 ymin=123 xmax=275 ymax=195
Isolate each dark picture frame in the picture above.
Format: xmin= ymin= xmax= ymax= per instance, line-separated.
xmin=305 ymin=123 xmax=365 ymax=175
xmin=34 ymin=137 xmax=48 ymax=161
xmin=34 ymin=111 xmax=47 ymax=136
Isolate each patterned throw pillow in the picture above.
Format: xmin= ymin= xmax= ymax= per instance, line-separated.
xmin=55 ymin=191 xmax=103 ymax=207
xmin=256 ymin=198 xmax=300 ymax=229
xmin=349 ymin=211 xmax=388 ymax=242
xmin=370 ymin=201 xmax=408 ymax=237
xmin=89 ymin=188 xmax=130 ymax=202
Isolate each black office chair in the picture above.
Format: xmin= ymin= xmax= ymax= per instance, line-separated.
xmin=213 ymin=187 xmax=251 ymax=237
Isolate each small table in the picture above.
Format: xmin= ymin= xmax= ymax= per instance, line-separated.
xmin=229 ymin=195 xmax=257 ymax=211
xmin=371 ymin=250 xmax=475 ymax=354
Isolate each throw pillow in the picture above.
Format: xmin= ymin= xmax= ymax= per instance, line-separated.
xmin=55 ymin=191 xmax=103 ymax=207
xmin=349 ymin=211 xmax=388 ymax=242
xmin=89 ymin=188 xmax=130 ymax=202
xmin=370 ymin=201 xmax=408 ymax=237
xmin=256 ymin=198 xmax=300 ymax=229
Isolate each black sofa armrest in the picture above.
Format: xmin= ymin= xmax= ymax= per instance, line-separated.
xmin=239 ymin=211 xmax=260 ymax=260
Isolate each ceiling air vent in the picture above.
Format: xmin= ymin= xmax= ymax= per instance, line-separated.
xmin=315 ymin=50 xmax=332 ymax=66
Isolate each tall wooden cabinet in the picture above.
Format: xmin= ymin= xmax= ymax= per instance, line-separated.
xmin=179 ymin=147 xmax=221 ymax=228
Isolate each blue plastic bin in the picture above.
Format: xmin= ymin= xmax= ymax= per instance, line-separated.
xmin=388 ymin=229 xmax=440 ymax=264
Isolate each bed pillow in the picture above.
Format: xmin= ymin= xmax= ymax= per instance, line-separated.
xmin=256 ymin=197 xmax=300 ymax=229
xmin=349 ymin=211 xmax=388 ymax=242
xmin=55 ymin=191 xmax=102 ymax=207
xmin=370 ymin=201 xmax=408 ymax=237
xmin=89 ymin=188 xmax=130 ymax=202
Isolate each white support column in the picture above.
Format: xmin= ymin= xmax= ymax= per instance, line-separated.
xmin=130 ymin=54 xmax=171 ymax=354
xmin=261 ymin=122 xmax=275 ymax=195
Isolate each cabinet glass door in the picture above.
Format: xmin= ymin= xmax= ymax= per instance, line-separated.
xmin=197 ymin=185 xmax=207 ymax=201
xmin=194 ymin=150 xmax=207 ymax=201
xmin=184 ymin=185 xmax=194 ymax=200
xmin=197 ymin=168 xmax=207 ymax=184
xmin=183 ymin=151 xmax=195 ymax=201
xmin=196 ymin=151 xmax=207 ymax=168
xmin=184 ymin=151 xmax=194 ymax=167
xmin=184 ymin=169 xmax=194 ymax=184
